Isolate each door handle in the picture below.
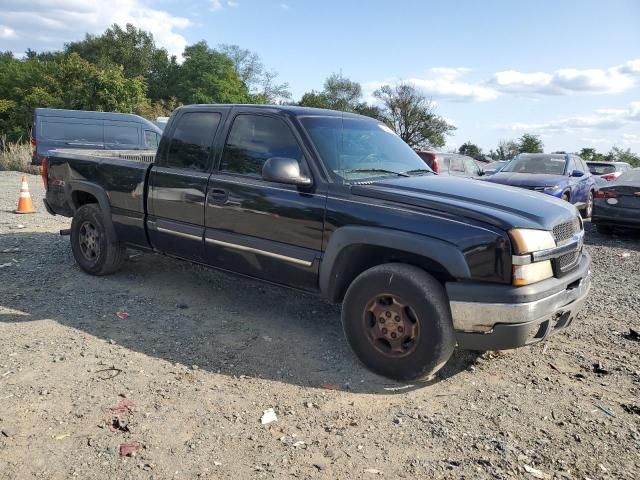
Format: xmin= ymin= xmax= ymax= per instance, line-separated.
xmin=208 ymin=188 xmax=229 ymax=205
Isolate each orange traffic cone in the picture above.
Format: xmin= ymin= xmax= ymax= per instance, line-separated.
xmin=15 ymin=176 xmax=35 ymax=214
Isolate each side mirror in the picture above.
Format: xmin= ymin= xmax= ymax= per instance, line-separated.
xmin=262 ymin=157 xmax=312 ymax=186
xmin=478 ymin=169 xmax=485 ymax=176
xmin=571 ymin=170 xmax=584 ymax=177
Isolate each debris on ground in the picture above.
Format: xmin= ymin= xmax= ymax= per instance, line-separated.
xmin=260 ymin=408 xmax=277 ymax=425
xmin=319 ymin=383 xmax=342 ymax=391
xmin=622 ymin=404 xmax=640 ymax=415
xmin=110 ymin=399 xmax=135 ymax=413
xmin=116 ymin=311 xmax=130 ymax=320
xmin=623 ymin=328 xmax=640 ymax=341
xmin=523 ymin=464 xmax=551 ymax=479
xmin=383 ymin=384 xmax=414 ymax=392
xmin=592 ymin=361 xmax=610 ymax=375
xmin=119 ymin=443 xmax=142 ymax=457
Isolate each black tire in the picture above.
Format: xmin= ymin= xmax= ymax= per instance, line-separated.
xmin=581 ymin=190 xmax=593 ymax=219
xmin=70 ymin=204 xmax=126 ymax=276
xmin=561 ymin=192 xmax=570 ymax=202
xmin=596 ymin=224 xmax=613 ymax=235
xmin=341 ymin=263 xmax=455 ymax=382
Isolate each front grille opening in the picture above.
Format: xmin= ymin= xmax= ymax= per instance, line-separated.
xmin=553 ymin=217 xmax=581 ymax=244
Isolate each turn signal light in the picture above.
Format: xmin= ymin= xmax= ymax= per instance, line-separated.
xmin=594 ymin=190 xmax=618 ymax=199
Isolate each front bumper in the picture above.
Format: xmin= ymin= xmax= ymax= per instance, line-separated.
xmin=448 ymin=252 xmax=591 ymax=350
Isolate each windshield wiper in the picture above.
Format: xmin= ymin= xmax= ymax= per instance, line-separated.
xmin=404 ymin=169 xmax=433 ymax=176
xmin=344 ymin=168 xmax=410 ymax=177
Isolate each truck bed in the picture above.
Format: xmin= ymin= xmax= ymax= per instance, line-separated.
xmin=45 ymin=149 xmax=155 ymax=248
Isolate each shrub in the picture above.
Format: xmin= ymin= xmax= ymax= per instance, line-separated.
xmin=0 ymin=136 xmax=40 ymax=174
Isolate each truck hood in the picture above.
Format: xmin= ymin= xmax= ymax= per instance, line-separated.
xmin=483 ymin=172 xmax=569 ymax=188
xmin=351 ymin=176 xmax=578 ymax=231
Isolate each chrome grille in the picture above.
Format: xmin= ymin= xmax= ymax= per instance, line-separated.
xmin=552 ymin=217 xmax=581 ymax=244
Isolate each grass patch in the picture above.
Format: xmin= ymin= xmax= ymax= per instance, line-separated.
xmin=0 ymin=137 xmax=40 ymax=174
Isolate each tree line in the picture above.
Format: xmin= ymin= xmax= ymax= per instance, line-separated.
xmin=0 ymin=23 xmax=454 ymax=149
xmin=458 ymin=135 xmax=640 ymax=167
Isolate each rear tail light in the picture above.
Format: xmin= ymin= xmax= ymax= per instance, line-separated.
xmin=41 ymin=157 xmax=48 ymax=191
xmin=432 ymin=157 xmax=440 ymax=174
xmin=594 ymin=190 xmax=618 ymax=199
xmin=601 ymin=172 xmax=621 ymax=181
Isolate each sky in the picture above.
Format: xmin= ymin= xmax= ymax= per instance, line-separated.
xmin=1 ymin=0 xmax=639 ymax=153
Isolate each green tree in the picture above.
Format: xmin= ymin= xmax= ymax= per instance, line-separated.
xmin=607 ymin=146 xmax=640 ymax=167
xmin=496 ymin=139 xmax=519 ymax=160
xmin=458 ymin=141 xmax=482 ymax=158
xmin=518 ymin=133 xmax=544 ymax=153
xmin=373 ymin=83 xmax=455 ymax=148
xmin=298 ymin=73 xmax=370 ymax=114
xmin=175 ymin=42 xmax=249 ymax=105
xmin=218 ymin=44 xmax=290 ymax=103
xmin=64 ymin=24 xmax=172 ymax=101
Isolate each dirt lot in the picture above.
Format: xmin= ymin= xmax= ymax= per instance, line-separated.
xmin=0 ymin=170 xmax=639 ymax=479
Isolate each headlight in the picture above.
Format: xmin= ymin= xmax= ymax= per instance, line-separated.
xmin=544 ymin=185 xmax=561 ymax=191
xmin=509 ymin=229 xmax=556 ymax=286
xmin=509 ymin=229 xmax=556 ymax=254
xmin=513 ymin=261 xmax=553 ymax=286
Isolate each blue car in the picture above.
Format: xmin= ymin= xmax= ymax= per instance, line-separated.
xmin=483 ymin=153 xmax=596 ymax=218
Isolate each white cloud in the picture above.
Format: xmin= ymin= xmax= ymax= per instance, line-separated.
xmin=1 ymin=0 xmax=191 ymax=59
xmin=210 ymin=0 xmax=223 ymax=11
xmin=508 ymin=101 xmax=640 ymax=133
xmin=490 ymin=60 xmax=640 ymax=96
xmin=0 ymin=25 xmax=17 ymax=39
xmin=364 ymin=68 xmax=498 ymax=103
xmin=227 ymin=1 xmax=239 ymax=6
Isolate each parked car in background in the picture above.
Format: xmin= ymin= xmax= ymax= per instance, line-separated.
xmin=482 ymin=153 xmax=596 ymax=218
xmin=415 ymin=151 xmax=484 ymax=178
xmin=482 ymin=160 xmax=508 ymax=175
xmin=31 ymin=108 xmax=162 ymax=165
xmin=592 ymin=169 xmax=640 ymax=233
xmin=586 ymin=161 xmax=633 ymax=182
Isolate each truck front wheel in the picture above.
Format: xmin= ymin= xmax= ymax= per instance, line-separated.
xmin=341 ymin=263 xmax=455 ymax=382
xmin=71 ymin=204 xmax=126 ymax=276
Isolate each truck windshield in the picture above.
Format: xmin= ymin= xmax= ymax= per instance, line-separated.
xmin=501 ymin=156 xmax=566 ymax=175
xmin=300 ymin=116 xmax=432 ymax=181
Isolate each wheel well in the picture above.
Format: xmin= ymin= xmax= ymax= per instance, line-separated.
xmin=72 ymin=190 xmax=98 ymax=209
xmin=328 ymin=245 xmax=455 ymax=303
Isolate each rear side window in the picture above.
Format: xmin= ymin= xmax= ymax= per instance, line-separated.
xmin=220 ymin=114 xmax=302 ymax=177
xmin=104 ymin=125 xmax=139 ymax=145
xmin=450 ymin=156 xmax=465 ymax=172
xmin=42 ymin=121 xmax=103 ymax=143
xmin=166 ymin=112 xmax=221 ymax=171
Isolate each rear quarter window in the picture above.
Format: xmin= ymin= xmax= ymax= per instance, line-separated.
xmin=165 ymin=112 xmax=221 ymax=171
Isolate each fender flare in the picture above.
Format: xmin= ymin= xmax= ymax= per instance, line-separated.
xmin=66 ymin=181 xmax=117 ymax=239
xmin=319 ymin=226 xmax=471 ymax=302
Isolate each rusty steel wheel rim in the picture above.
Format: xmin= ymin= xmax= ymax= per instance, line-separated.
xmin=79 ymin=221 xmax=100 ymax=262
xmin=363 ymin=294 xmax=421 ymax=358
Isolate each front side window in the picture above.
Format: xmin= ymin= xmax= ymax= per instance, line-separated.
xmin=166 ymin=112 xmax=221 ymax=171
xmin=464 ymin=157 xmax=479 ymax=175
xmin=220 ymin=115 xmax=303 ymax=177
xmin=144 ymin=130 xmax=160 ymax=148
xmin=300 ymin=116 xmax=431 ymax=181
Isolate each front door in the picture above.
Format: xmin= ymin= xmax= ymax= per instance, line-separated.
xmin=148 ymin=109 xmax=225 ymax=262
xmin=204 ymin=112 xmax=326 ymax=291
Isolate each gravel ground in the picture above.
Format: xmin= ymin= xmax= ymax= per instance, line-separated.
xmin=0 ymin=170 xmax=639 ymax=480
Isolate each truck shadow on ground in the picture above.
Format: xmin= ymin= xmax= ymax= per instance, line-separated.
xmin=0 ymin=232 xmax=482 ymax=394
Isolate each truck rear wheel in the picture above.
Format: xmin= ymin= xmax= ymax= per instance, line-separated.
xmin=71 ymin=204 xmax=126 ymax=276
xmin=341 ymin=263 xmax=455 ymax=382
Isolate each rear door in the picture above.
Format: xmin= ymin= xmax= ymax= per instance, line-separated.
xmin=147 ymin=108 xmax=226 ymax=261
xmin=203 ymin=110 xmax=325 ymax=290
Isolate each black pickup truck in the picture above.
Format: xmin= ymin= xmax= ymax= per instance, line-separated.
xmin=43 ymin=105 xmax=591 ymax=381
